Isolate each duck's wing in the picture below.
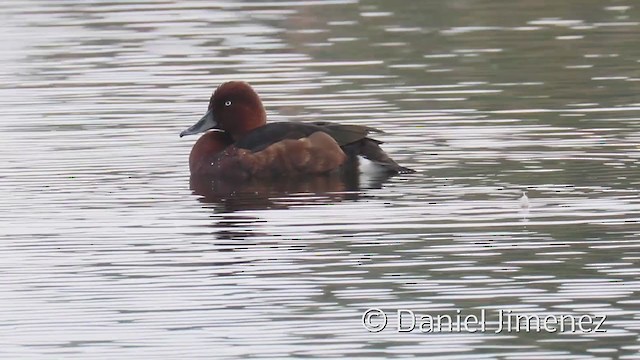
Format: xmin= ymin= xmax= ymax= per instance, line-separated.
xmin=234 ymin=121 xmax=415 ymax=174
xmin=311 ymin=121 xmax=384 ymax=146
xmin=234 ymin=122 xmax=326 ymax=152
xmin=235 ymin=121 xmax=384 ymax=151
xmin=236 ymin=121 xmax=383 ymax=151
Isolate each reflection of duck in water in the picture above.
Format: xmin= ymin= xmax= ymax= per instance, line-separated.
xmin=180 ymin=81 xmax=415 ymax=179
xmin=189 ymin=170 xmax=370 ymax=210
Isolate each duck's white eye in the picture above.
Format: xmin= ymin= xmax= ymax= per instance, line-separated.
xmin=224 ymin=100 xmax=232 ymax=107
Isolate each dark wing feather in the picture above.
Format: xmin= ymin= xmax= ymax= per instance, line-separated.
xmin=234 ymin=121 xmax=385 ymax=151
xmin=310 ymin=121 xmax=384 ymax=146
xmin=234 ymin=122 xmax=325 ymax=152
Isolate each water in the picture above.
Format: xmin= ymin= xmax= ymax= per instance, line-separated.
xmin=2 ymin=0 xmax=640 ymax=358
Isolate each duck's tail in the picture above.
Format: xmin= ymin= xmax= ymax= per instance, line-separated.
xmin=340 ymin=138 xmax=415 ymax=174
xmin=358 ymin=138 xmax=416 ymax=174
xmin=312 ymin=122 xmax=415 ymax=174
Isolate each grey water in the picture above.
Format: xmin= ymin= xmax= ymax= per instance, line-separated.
xmin=2 ymin=0 xmax=640 ymax=358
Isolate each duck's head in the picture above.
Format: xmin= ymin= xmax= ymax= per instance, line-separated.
xmin=180 ymin=81 xmax=267 ymax=140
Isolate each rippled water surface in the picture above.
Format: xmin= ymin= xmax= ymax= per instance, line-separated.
xmin=2 ymin=0 xmax=640 ymax=358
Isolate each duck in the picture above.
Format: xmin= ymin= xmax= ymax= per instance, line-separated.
xmin=180 ymin=81 xmax=415 ymax=178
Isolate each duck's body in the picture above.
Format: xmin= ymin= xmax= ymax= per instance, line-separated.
xmin=181 ymin=81 xmax=414 ymax=177
xmin=188 ymin=128 xmax=346 ymax=179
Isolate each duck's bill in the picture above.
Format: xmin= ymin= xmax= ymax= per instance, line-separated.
xmin=179 ymin=109 xmax=219 ymax=137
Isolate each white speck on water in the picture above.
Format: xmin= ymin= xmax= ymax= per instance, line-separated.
xmin=520 ymin=191 xmax=530 ymax=208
